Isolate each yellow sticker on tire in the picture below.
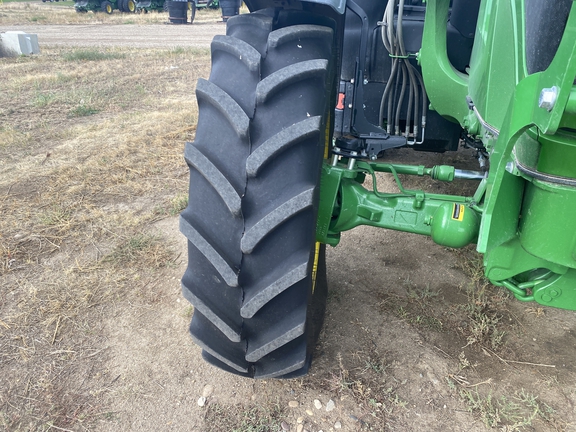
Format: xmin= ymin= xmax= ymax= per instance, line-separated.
xmin=311 ymin=242 xmax=320 ymax=294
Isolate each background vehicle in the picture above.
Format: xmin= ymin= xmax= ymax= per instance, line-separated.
xmin=74 ymin=0 xmax=126 ymax=13
xmin=180 ymin=0 xmax=576 ymax=378
xmin=135 ymin=0 xmax=218 ymax=15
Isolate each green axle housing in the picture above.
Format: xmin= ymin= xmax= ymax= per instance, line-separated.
xmin=317 ymin=0 xmax=576 ymax=312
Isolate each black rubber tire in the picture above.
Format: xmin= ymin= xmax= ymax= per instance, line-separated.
xmin=525 ymin=0 xmax=572 ymax=74
xmin=101 ymin=0 xmax=113 ymax=13
xmin=180 ymin=11 xmax=334 ymax=378
xmin=189 ymin=1 xmax=196 ymax=23
xmin=118 ymin=0 xmax=125 ymax=12
xmin=126 ymin=0 xmax=136 ymax=12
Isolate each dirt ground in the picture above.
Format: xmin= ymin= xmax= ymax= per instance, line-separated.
xmin=2 ymin=7 xmax=576 ymax=432
xmin=0 ymin=23 xmax=225 ymax=49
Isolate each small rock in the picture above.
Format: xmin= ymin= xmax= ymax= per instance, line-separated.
xmin=306 ymin=409 xmax=314 ymax=416
xmin=297 ymin=416 xmax=304 ymax=424
xmin=314 ymin=399 xmax=322 ymax=410
xmin=288 ymin=400 xmax=299 ymax=408
xmin=202 ymin=384 xmax=214 ymax=398
xmin=296 ymin=425 xmax=304 ymax=432
xmin=197 ymin=396 xmax=206 ymax=407
xmin=325 ymin=399 xmax=335 ymax=412
xmin=334 ymin=421 xmax=342 ymax=429
xmin=281 ymin=421 xmax=290 ymax=431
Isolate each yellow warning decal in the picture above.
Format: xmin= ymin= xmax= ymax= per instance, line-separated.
xmin=311 ymin=242 xmax=320 ymax=294
xmin=452 ymin=203 xmax=465 ymax=222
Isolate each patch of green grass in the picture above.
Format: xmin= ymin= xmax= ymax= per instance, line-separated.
xmin=456 ymin=247 xmax=510 ymax=350
xmin=103 ymin=234 xmax=173 ymax=269
xmin=159 ymin=46 xmax=211 ymax=58
xmin=461 ymin=283 xmax=506 ymax=349
xmin=169 ymin=46 xmax=187 ymax=55
xmin=69 ymin=104 xmax=100 ymax=117
xmin=39 ymin=205 xmax=72 ymax=227
xmin=170 ymin=193 xmax=188 ymax=215
xmin=56 ymin=72 xmax=75 ymax=83
xmin=152 ymin=194 xmax=188 ymax=217
xmin=35 ymin=92 xmax=56 ymax=107
xmin=459 ymin=388 xmax=555 ymax=430
xmin=29 ymin=15 xmax=47 ymax=21
xmin=396 ymin=305 xmax=444 ymax=331
xmin=63 ymin=50 xmax=126 ymax=62
xmin=203 ymin=402 xmax=285 ymax=432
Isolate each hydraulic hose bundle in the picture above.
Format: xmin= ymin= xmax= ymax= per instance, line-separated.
xmin=379 ymin=0 xmax=427 ymax=144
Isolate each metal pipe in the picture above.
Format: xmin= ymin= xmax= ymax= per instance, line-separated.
xmin=454 ymin=169 xmax=487 ymax=180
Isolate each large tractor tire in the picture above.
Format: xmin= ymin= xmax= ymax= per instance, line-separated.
xmin=101 ymin=0 xmax=113 ymax=13
xmin=188 ymin=1 xmax=196 ymax=23
xmin=180 ymin=11 xmax=334 ymax=378
xmin=126 ymin=0 xmax=136 ymax=12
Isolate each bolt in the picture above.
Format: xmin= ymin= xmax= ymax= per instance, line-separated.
xmin=363 ymin=79 xmax=368 ymax=85
xmin=370 ymin=154 xmax=377 ymax=161
xmin=350 ymin=78 xmax=355 ymax=84
xmin=505 ymin=161 xmax=515 ymax=173
xmin=331 ymin=147 xmax=340 ymax=166
xmin=538 ymin=86 xmax=558 ymax=111
xmin=348 ymin=104 xmax=353 ymax=109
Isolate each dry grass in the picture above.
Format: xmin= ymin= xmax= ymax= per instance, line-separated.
xmin=0 ymin=43 xmax=210 ymax=431
xmin=203 ymin=402 xmax=286 ymax=432
xmin=0 ymin=1 xmax=223 ymax=25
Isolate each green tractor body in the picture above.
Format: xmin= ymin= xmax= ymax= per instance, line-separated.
xmin=180 ymin=0 xmax=576 ymax=377
xmin=135 ymin=0 xmax=218 ymax=13
xmin=74 ymin=0 xmax=126 ymax=13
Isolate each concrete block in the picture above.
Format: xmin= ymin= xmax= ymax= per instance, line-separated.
xmin=0 ymin=31 xmax=40 ymax=58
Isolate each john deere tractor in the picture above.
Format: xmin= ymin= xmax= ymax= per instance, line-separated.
xmin=75 ymin=0 xmax=135 ymax=13
xmin=135 ymin=0 xmax=217 ymax=14
xmin=179 ymin=0 xmax=576 ymax=378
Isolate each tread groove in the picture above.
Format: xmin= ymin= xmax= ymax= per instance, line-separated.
xmin=246 ymin=319 xmax=305 ymax=362
xmin=191 ymin=337 xmax=248 ymax=374
xmin=246 ymin=117 xmax=321 ymax=178
xmin=182 ymin=283 xmax=242 ymax=342
xmin=180 ymin=216 xmax=239 ymax=287
xmin=241 ymin=188 xmax=314 ymax=254
xmin=256 ymin=59 xmax=329 ymax=104
xmin=211 ymin=35 xmax=261 ymax=72
xmin=227 ymin=13 xmax=274 ymax=33
xmin=268 ymin=25 xmax=334 ymax=49
xmin=184 ymin=143 xmax=242 ymax=217
xmin=194 ymin=342 xmax=248 ymax=374
xmin=254 ymin=338 xmax=307 ymax=379
xmin=195 ymin=79 xmax=250 ymax=139
xmin=226 ymin=13 xmax=274 ymax=56
xmin=241 ymin=262 xmax=308 ymax=318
